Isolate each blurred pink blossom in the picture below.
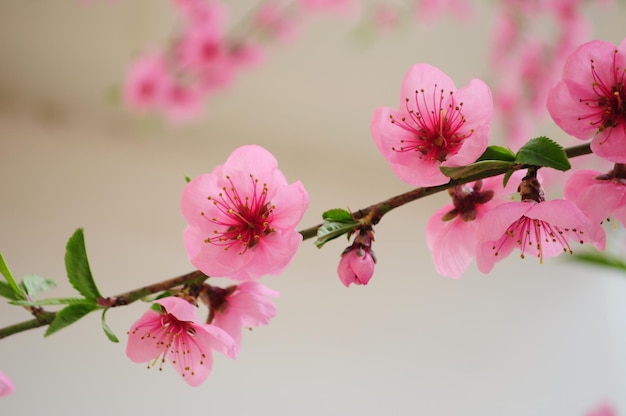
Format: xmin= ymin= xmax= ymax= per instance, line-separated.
xmin=585 ymin=402 xmax=618 ymax=416
xmin=126 ymin=296 xmax=235 ymax=387
xmin=0 ymin=371 xmax=14 ymax=397
xmin=547 ymin=38 xmax=626 ymax=163
xmin=371 ymin=63 xmax=493 ymax=186
xmin=181 ymin=145 xmax=309 ymax=280
xmin=123 ymin=53 xmax=171 ymax=112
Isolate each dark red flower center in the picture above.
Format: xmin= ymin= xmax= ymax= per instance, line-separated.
xmin=201 ymin=174 xmax=275 ymax=254
xmin=441 ymin=180 xmax=494 ymax=222
xmin=389 ymin=85 xmax=473 ymax=162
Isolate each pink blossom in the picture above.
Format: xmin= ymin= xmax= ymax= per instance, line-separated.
xmin=175 ymin=23 xmax=233 ymax=84
xmin=206 ymin=282 xmax=279 ymax=356
xmin=337 ymin=227 xmax=376 ymax=287
xmin=126 ymin=296 xmax=235 ymax=387
xmin=337 ymin=248 xmax=375 ymax=287
xmin=0 ymin=371 xmax=14 ymax=397
xmin=547 ymin=38 xmax=626 ymax=163
xmin=585 ymin=402 xmax=618 ymax=416
xmin=298 ymin=0 xmax=357 ymax=15
xmin=123 ymin=53 xmax=171 ymax=112
xmin=426 ymin=177 xmax=516 ymax=278
xmin=371 ymin=63 xmax=493 ymax=186
xmin=163 ymin=82 xmax=204 ymax=123
xmin=181 ymin=145 xmax=309 ymax=280
xmin=476 ymin=176 xmax=605 ymax=273
xmin=171 ymin=0 xmax=226 ymax=28
xmin=255 ymin=3 xmax=301 ymax=43
xmin=564 ymin=167 xmax=626 ymax=226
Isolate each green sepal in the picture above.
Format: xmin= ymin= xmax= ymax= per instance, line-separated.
xmin=440 ymin=160 xmax=515 ymax=180
xmin=476 ymin=145 xmax=516 ymax=162
xmin=10 ymin=297 xmax=94 ymax=307
xmin=502 ymin=169 xmax=515 ymax=188
xmin=515 ymin=136 xmax=571 ymax=171
xmin=65 ymin=229 xmax=102 ymax=300
xmin=45 ymin=303 xmax=99 ymax=337
xmin=101 ymin=308 xmax=119 ymax=343
xmin=0 ymin=251 xmax=26 ymax=300
xmin=184 ymin=175 xmax=192 ymax=183
xmin=0 ymin=281 xmax=18 ymax=300
xmin=315 ymin=220 xmax=358 ymax=248
xmin=322 ymin=208 xmax=354 ymax=223
xmin=20 ymin=274 xmax=57 ymax=298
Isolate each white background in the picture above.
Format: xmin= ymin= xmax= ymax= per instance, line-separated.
xmin=1 ymin=1 xmax=625 ymax=415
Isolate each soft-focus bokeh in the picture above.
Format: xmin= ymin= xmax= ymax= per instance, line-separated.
xmin=1 ymin=1 xmax=625 ymax=414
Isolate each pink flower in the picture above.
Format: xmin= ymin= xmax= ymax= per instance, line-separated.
xmin=255 ymin=3 xmax=301 ymax=43
xmin=586 ymin=402 xmax=618 ymax=416
xmin=426 ymin=177 xmax=513 ymax=278
xmin=564 ymin=167 xmax=626 ymax=226
xmin=476 ymin=177 xmax=605 ymax=273
xmin=163 ymin=82 xmax=204 ymax=123
xmin=337 ymin=227 xmax=376 ymax=287
xmin=181 ymin=145 xmax=309 ymax=280
xmin=547 ymin=38 xmax=626 ymax=163
xmin=123 ymin=53 xmax=171 ymax=112
xmin=206 ymin=282 xmax=279 ymax=356
xmin=337 ymin=248 xmax=375 ymax=287
xmin=371 ymin=64 xmax=493 ymax=186
xmin=298 ymin=0 xmax=357 ymax=15
xmin=126 ymin=296 xmax=235 ymax=387
xmin=0 ymin=371 xmax=14 ymax=397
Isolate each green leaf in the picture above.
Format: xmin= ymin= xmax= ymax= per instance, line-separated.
xmin=476 ymin=145 xmax=516 ymax=162
xmin=440 ymin=160 xmax=515 ymax=180
xmin=184 ymin=175 xmax=191 ymax=183
xmin=322 ymin=208 xmax=354 ymax=223
xmin=315 ymin=220 xmax=358 ymax=248
xmin=515 ymin=136 xmax=571 ymax=171
xmin=10 ymin=297 xmax=94 ymax=307
xmin=45 ymin=303 xmax=99 ymax=337
xmin=0 ymin=281 xmax=18 ymax=300
xmin=65 ymin=229 xmax=102 ymax=300
xmin=572 ymin=252 xmax=626 ymax=272
xmin=0 ymin=251 xmax=26 ymax=300
xmin=101 ymin=308 xmax=119 ymax=343
xmin=20 ymin=274 xmax=57 ymax=298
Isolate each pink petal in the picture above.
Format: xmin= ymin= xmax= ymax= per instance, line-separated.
xmin=156 ymin=296 xmax=199 ymax=323
xmin=269 ymin=180 xmax=310 ymax=230
xmin=591 ymin=126 xmax=626 ymax=163
xmin=399 ymin=64 xmax=456 ymax=108
xmin=0 ymin=371 xmax=15 ymax=397
xmin=126 ymin=309 xmax=165 ymax=363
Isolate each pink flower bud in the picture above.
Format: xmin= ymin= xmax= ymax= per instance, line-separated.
xmin=337 ymin=246 xmax=376 ymax=287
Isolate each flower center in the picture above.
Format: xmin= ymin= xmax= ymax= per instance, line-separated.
xmin=441 ymin=180 xmax=494 ymax=222
xmin=579 ymin=50 xmax=626 ymax=136
xmin=131 ymin=312 xmax=207 ymax=379
xmin=202 ymin=174 xmax=275 ymax=254
xmin=389 ymin=85 xmax=473 ymax=162
xmin=490 ymin=215 xmax=584 ymax=263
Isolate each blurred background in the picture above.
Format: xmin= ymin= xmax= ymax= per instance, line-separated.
xmin=1 ymin=1 xmax=625 ymax=414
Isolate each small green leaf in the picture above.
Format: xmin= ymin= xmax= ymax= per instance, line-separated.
xmin=45 ymin=303 xmax=99 ymax=337
xmin=20 ymin=274 xmax=57 ymax=298
xmin=0 ymin=281 xmax=18 ymax=300
xmin=572 ymin=252 xmax=626 ymax=272
xmin=10 ymin=297 xmax=93 ymax=307
xmin=440 ymin=160 xmax=515 ymax=180
xmin=0 ymin=251 xmax=26 ymax=300
xmin=315 ymin=220 xmax=358 ymax=248
xmin=184 ymin=175 xmax=192 ymax=183
xmin=65 ymin=229 xmax=102 ymax=300
xmin=515 ymin=136 xmax=571 ymax=171
xmin=322 ymin=208 xmax=354 ymax=223
xmin=476 ymin=145 xmax=516 ymax=162
xmin=101 ymin=308 xmax=119 ymax=343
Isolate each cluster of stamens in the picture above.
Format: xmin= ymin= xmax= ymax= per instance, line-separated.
xmin=201 ymin=174 xmax=275 ymax=255
xmin=441 ymin=180 xmax=494 ymax=222
xmin=389 ymin=85 xmax=473 ymax=162
xmin=578 ymin=50 xmax=626 ymax=138
xmin=131 ymin=313 xmax=206 ymax=380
